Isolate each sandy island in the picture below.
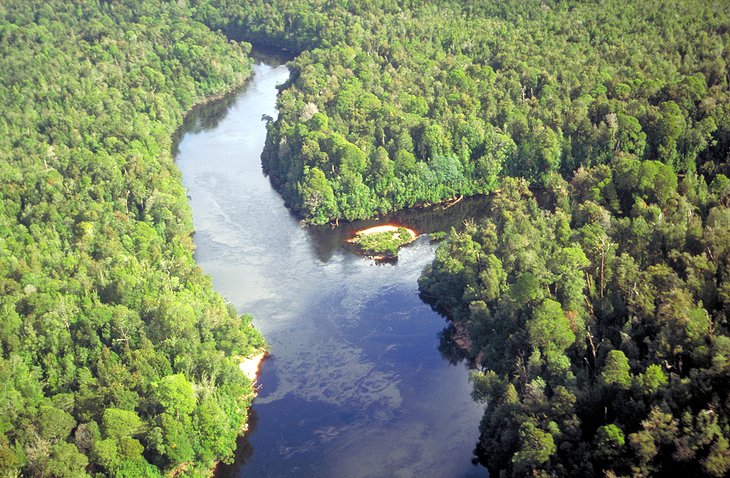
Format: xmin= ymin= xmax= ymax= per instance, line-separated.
xmin=347 ymin=224 xmax=419 ymax=260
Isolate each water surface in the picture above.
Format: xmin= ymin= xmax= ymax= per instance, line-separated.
xmin=176 ymin=60 xmax=487 ymax=478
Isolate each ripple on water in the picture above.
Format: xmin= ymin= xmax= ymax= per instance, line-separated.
xmin=178 ymin=62 xmax=487 ymax=478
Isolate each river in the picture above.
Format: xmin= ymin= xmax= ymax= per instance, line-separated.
xmin=175 ymin=57 xmax=487 ymax=477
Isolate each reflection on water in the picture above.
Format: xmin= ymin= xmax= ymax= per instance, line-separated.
xmin=176 ymin=59 xmax=488 ymax=477
xmin=307 ymin=196 xmax=492 ymax=263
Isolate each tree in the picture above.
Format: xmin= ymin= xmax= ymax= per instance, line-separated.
xmin=37 ymin=406 xmax=76 ymax=442
xmin=616 ymin=113 xmax=646 ymax=157
xmin=527 ymin=299 xmax=576 ymax=355
xmin=653 ymin=101 xmax=685 ymax=169
xmin=600 ymin=350 xmax=631 ymax=389
xmin=551 ymin=246 xmax=589 ymax=311
xmin=512 ymin=420 xmax=556 ymax=475
xmin=595 ymin=424 xmax=625 ymax=461
xmin=638 ymin=364 xmax=667 ymax=394
xmin=102 ymin=408 xmax=142 ymax=440
xmin=47 ymin=443 xmax=90 ymax=478
xmin=419 ymin=123 xmax=448 ymax=159
xmin=509 ymin=273 xmax=543 ymax=306
xmin=369 ymin=146 xmax=392 ymax=179
xmin=299 ymin=166 xmax=337 ymax=223
xmin=479 ymin=254 xmax=507 ymax=302
xmin=155 ymin=374 xmax=196 ymax=419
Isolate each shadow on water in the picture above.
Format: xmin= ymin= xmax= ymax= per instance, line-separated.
xmin=176 ymin=48 xmax=490 ymax=477
xmin=248 ymin=43 xmax=298 ymax=64
xmin=214 ymin=408 xmax=258 ymax=477
xmin=172 ymin=47 xmax=294 ymax=154
xmin=180 ymin=90 xmax=243 ymax=139
xmin=306 ymin=195 xmax=494 ymax=263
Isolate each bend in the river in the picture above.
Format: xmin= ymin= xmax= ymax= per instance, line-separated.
xmin=176 ymin=57 xmax=487 ymax=478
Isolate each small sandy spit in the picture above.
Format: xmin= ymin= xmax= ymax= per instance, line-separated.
xmin=239 ymin=352 xmax=266 ymax=383
xmin=349 ymin=224 xmax=417 ymax=240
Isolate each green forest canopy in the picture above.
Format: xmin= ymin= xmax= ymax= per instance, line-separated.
xmin=196 ymin=0 xmax=729 ymax=224
xmin=0 ymin=2 xmax=264 ymax=476
xmin=1 ymin=0 xmax=730 ymax=477
xmin=200 ymin=0 xmax=730 ymax=476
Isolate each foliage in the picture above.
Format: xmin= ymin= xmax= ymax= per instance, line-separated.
xmin=0 ymin=1 xmax=264 ymax=476
xmin=4 ymin=0 xmax=730 ymax=476
xmin=420 ymin=161 xmax=730 ymax=476
xmin=351 ymin=227 xmax=415 ymax=257
xmin=196 ymin=0 xmax=730 ymax=225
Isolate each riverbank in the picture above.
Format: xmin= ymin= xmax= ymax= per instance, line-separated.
xmin=173 ymin=53 xmax=282 ymax=478
xmin=240 ymin=352 xmax=267 ymax=384
xmin=179 ymin=60 xmax=486 ymax=478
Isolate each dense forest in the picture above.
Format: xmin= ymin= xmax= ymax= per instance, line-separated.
xmin=0 ymin=2 xmax=264 ymax=476
xmin=3 ymin=0 xmax=730 ymax=476
xmin=420 ymin=170 xmax=730 ymax=476
xmin=196 ymin=0 xmax=730 ymax=475
xmin=194 ymin=0 xmax=729 ymax=224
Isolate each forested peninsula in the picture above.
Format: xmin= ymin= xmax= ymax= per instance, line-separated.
xmin=2 ymin=0 xmax=730 ymax=477
xmin=195 ymin=0 xmax=730 ymax=225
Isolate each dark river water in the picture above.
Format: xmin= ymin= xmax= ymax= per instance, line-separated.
xmin=175 ymin=58 xmax=488 ymax=478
